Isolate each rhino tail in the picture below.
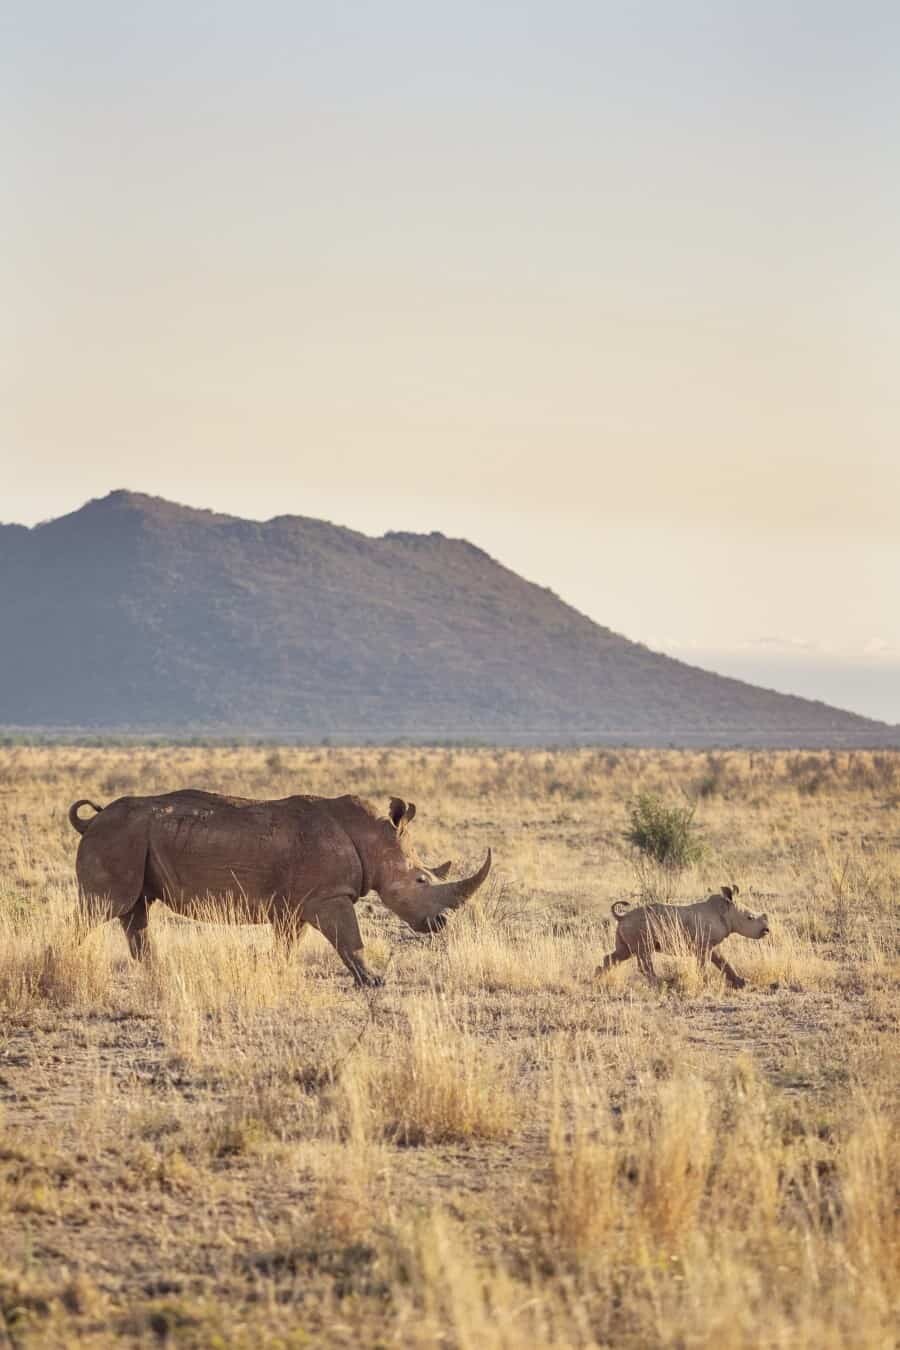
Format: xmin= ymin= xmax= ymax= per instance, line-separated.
xmin=68 ymin=800 xmax=104 ymax=835
xmin=611 ymin=900 xmax=630 ymax=921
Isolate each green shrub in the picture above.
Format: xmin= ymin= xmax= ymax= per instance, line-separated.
xmin=625 ymin=792 xmax=704 ymax=870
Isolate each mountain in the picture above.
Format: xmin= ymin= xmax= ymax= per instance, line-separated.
xmin=0 ymin=491 xmax=894 ymax=745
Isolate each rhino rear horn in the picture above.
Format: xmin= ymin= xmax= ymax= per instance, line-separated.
xmin=430 ymin=860 xmax=452 ymax=880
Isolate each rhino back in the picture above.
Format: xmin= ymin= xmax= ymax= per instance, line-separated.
xmin=138 ymin=792 xmax=362 ymax=913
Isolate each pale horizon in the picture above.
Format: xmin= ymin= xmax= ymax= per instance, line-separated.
xmin=3 ymin=3 xmax=898 ymax=722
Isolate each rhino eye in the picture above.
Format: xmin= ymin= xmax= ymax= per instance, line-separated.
xmin=415 ymin=874 xmax=430 ymax=885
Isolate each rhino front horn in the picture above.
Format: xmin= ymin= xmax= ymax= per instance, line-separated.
xmin=435 ymin=849 xmax=492 ymax=910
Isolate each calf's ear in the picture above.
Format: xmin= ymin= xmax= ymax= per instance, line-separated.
xmin=720 ymin=884 xmax=738 ymax=902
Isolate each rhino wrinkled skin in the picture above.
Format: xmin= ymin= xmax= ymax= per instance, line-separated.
xmin=68 ymin=791 xmax=491 ymax=986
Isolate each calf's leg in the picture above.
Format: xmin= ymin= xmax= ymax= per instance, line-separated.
xmin=595 ymin=938 xmax=631 ymax=977
xmin=711 ymin=949 xmax=746 ymax=990
xmin=635 ymin=940 xmax=657 ymax=981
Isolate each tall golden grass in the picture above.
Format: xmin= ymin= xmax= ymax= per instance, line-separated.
xmin=0 ymin=745 xmax=897 ymax=1346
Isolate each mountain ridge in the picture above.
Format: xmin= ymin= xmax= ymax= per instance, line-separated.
xmin=0 ymin=491 xmax=894 ymax=746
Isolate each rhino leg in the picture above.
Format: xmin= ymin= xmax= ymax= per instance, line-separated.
xmin=305 ymin=897 xmax=383 ymax=988
xmin=633 ymin=941 xmax=657 ymax=981
xmin=595 ymin=938 xmax=631 ymax=977
xmin=711 ymin=949 xmax=746 ymax=989
xmin=119 ymin=897 xmax=153 ymax=960
xmin=75 ymin=819 xmax=149 ymax=947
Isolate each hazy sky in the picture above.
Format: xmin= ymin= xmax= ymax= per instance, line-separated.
xmin=3 ymin=2 xmax=898 ymax=720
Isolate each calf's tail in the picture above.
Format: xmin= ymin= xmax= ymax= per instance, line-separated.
xmin=68 ymin=800 xmax=104 ymax=835
xmin=611 ymin=900 xmax=630 ymax=921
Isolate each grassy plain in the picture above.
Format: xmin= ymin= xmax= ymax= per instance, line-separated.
xmin=0 ymin=745 xmax=897 ymax=1348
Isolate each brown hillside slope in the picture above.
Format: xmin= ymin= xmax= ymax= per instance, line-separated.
xmin=0 ymin=490 xmax=893 ymax=745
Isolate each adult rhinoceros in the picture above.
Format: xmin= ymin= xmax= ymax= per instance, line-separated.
xmin=68 ymin=791 xmax=491 ymax=986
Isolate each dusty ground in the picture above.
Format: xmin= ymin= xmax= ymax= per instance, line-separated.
xmin=0 ymin=746 xmax=897 ymax=1347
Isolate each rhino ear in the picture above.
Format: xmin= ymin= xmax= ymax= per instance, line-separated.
xmin=720 ymin=885 xmax=739 ymax=903
xmin=389 ymin=798 xmax=408 ymax=829
xmin=431 ymin=859 xmax=452 ymax=880
xmin=389 ymin=798 xmax=416 ymax=829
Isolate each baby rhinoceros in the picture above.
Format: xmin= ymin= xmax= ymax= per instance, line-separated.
xmin=595 ymin=884 xmax=770 ymax=990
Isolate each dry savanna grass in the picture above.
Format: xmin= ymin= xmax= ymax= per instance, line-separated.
xmin=0 ymin=745 xmax=897 ymax=1347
